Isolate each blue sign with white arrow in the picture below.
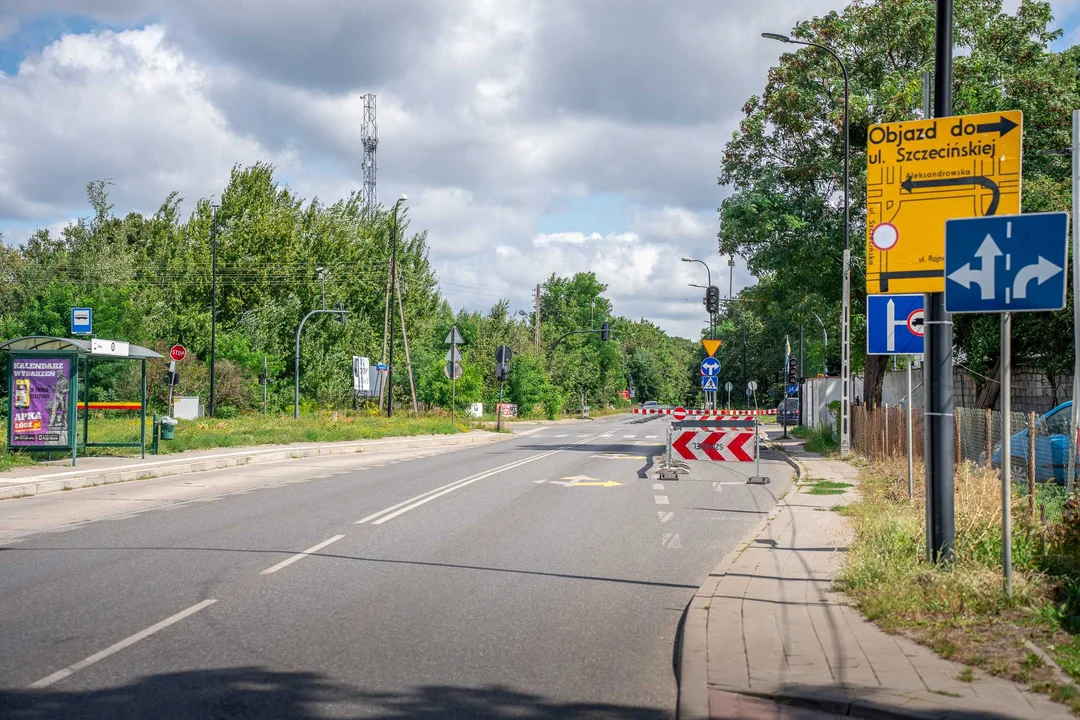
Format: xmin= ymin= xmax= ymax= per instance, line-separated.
xmin=866 ymin=294 xmax=924 ymax=355
xmin=701 ymin=376 xmax=718 ymax=391
xmin=945 ymin=212 xmax=1069 ymax=314
xmin=700 ymin=357 xmax=720 ymax=376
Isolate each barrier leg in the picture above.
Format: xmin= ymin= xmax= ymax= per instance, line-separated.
xmin=749 ymin=417 xmax=770 ymax=484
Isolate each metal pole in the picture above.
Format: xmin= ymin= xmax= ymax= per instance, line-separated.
xmin=907 ymin=357 xmax=914 ymax=501
xmin=387 ymin=201 xmax=401 ymax=418
xmin=497 ymin=381 xmax=504 ymax=432
xmin=452 ymin=373 xmax=456 ymax=428
xmin=1002 ymin=312 xmax=1013 ymax=597
xmin=209 ymin=205 xmax=218 ymax=418
xmin=294 ymin=309 xmax=347 ymax=419
xmin=923 ymin=68 xmax=934 ymax=563
xmin=140 ymin=358 xmax=146 ymax=459
xmin=263 ymin=355 xmax=268 ymax=416
xmin=1069 ymin=108 xmax=1080 ymax=494
xmin=927 ymin=0 xmax=956 ymax=563
xmin=840 ymin=48 xmax=851 ymax=457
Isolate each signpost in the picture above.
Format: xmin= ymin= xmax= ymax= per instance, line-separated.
xmin=865 ymin=110 xmax=1023 ymax=294
xmin=494 ymin=344 xmax=512 ymax=431
xmin=701 ymin=339 xmax=721 ymax=357
xmin=169 ymin=345 xmax=187 ymax=362
xmin=672 ymin=406 xmax=687 ymax=422
xmin=747 ymin=381 xmax=758 ymax=411
xmin=866 ymin=294 xmax=925 ymax=355
xmin=945 ymin=211 xmax=1068 ymax=597
xmin=445 ymin=326 xmax=464 ymax=427
xmin=725 ymin=381 xmax=733 ymax=408
xmin=71 ymin=308 xmax=92 ymax=335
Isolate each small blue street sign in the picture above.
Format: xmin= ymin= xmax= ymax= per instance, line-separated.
xmin=866 ymin=294 xmax=924 ymax=355
xmin=701 ymin=376 xmax=718 ymax=391
xmin=700 ymin=357 xmax=720 ymax=376
xmin=786 ymin=383 xmax=799 ymax=396
xmin=71 ymin=307 xmax=92 ymax=335
xmin=945 ymin=212 xmax=1069 ymax=314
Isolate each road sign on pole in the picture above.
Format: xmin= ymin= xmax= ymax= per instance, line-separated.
xmin=867 ymin=294 xmax=925 ymax=355
xmin=445 ymin=325 xmax=464 ymax=427
xmin=700 ymin=357 xmax=720 ymax=376
xmin=71 ymin=308 xmax=92 ymax=335
xmin=443 ymin=361 xmax=463 ymax=380
xmin=701 ymin=376 xmax=718 ymax=391
xmin=865 ymin=110 xmax=1023 ymax=294
xmin=944 ymin=212 xmax=1068 ymax=313
xmin=701 ymin=339 xmax=721 ymax=357
xmin=672 ymin=406 xmax=687 ymax=422
xmin=169 ymin=344 xmax=187 ymax=362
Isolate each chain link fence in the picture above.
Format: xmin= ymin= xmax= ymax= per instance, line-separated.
xmin=851 ymin=404 xmax=1072 ymax=490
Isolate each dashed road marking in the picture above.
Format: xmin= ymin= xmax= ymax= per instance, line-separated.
xmin=658 ymin=511 xmax=674 ymax=523
xmin=661 ymin=533 xmax=682 ymax=549
xmin=654 ymin=495 xmax=670 ymax=505
xmin=652 ymin=483 xmax=665 ymax=490
xmin=260 ymin=535 xmax=345 ymax=575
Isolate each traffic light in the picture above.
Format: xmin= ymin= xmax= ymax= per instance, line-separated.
xmin=787 ymin=357 xmax=799 ymax=385
xmin=705 ymin=286 xmax=720 ymax=314
xmin=495 ymin=345 xmax=512 ymax=382
xmin=334 ymin=302 xmax=346 ymax=324
xmin=600 ymin=321 xmax=611 ymax=341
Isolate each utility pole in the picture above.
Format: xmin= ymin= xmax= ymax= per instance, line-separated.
xmin=379 ymin=253 xmax=392 ymax=414
xmin=395 ymin=265 xmax=419 ymax=413
xmin=209 ymin=203 xmax=219 ymax=418
xmin=1068 ymin=109 xmax=1080 ymax=494
xmin=386 ymin=195 xmax=407 ymax=417
xmin=926 ymin=0 xmax=956 ymax=563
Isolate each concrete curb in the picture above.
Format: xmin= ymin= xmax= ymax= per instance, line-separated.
xmin=676 ymin=441 xmax=807 ymax=720
xmin=0 ymin=432 xmax=503 ymax=501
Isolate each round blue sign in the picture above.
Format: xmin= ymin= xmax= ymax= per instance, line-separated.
xmin=700 ymin=357 xmax=721 ymax=376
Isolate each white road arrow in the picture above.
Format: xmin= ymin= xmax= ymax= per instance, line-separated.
xmin=1012 ymin=256 xmax=1062 ymax=300
xmin=947 ymin=234 xmax=1001 ymax=300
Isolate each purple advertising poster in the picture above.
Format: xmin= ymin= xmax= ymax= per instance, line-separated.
xmin=10 ymin=357 xmax=71 ymax=447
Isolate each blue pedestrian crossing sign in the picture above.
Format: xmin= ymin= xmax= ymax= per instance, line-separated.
xmin=945 ymin=212 xmax=1068 ymax=314
xmin=700 ymin=357 xmax=720 ymax=376
xmin=866 ymin=294 xmax=923 ymax=355
xmin=701 ymin=376 xmax=718 ymax=391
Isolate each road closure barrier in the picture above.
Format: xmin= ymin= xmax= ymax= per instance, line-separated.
xmin=632 ymin=407 xmax=776 ymax=416
xmin=657 ymin=416 xmax=770 ymax=484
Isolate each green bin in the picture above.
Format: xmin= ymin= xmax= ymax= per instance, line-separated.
xmin=160 ymin=418 xmax=176 ymax=440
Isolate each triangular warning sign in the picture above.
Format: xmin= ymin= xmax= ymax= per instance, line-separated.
xmin=702 ymin=339 xmax=722 ymax=357
xmin=444 ymin=326 xmax=464 ymax=345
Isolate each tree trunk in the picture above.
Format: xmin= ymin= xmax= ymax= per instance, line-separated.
xmin=864 ymin=354 xmax=887 ymax=408
xmin=974 ymin=357 xmax=1002 ymax=409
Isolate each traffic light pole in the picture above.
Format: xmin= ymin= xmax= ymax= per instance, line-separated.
xmin=294 ymin=308 xmax=349 ymax=419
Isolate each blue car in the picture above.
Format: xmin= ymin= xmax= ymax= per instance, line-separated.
xmin=991 ymin=401 xmax=1078 ymax=484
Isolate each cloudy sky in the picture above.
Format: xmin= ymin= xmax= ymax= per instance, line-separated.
xmin=1 ymin=1 xmax=1077 ymax=339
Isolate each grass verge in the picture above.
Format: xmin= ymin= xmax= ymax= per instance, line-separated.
xmin=839 ymin=457 xmax=1080 ymax=713
xmin=0 ymin=411 xmax=466 ymax=466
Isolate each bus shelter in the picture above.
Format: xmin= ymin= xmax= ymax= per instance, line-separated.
xmin=1 ymin=336 xmax=162 ymax=466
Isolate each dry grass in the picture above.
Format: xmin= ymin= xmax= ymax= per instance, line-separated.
xmin=839 ymin=457 xmax=1080 ymax=714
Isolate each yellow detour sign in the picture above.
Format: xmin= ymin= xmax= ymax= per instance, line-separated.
xmin=865 ymin=110 xmax=1022 ymax=294
xmin=701 ymin=339 xmax=722 ymax=357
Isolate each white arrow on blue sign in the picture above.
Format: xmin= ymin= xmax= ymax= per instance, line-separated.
xmin=945 ymin=212 xmax=1069 ymax=314
xmin=866 ymin=294 xmax=923 ymax=355
xmin=700 ymin=357 xmax=721 ymax=376
xmin=701 ymin=376 xmax=719 ymax=391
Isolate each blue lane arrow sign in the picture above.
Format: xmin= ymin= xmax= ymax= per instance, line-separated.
xmin=945 ymin=212 xmax=1068 ymax=314
xmin=700 ymin=357 xmax=721 ymax=376
xmin=701 ymin=376 xmax=718 ymax=391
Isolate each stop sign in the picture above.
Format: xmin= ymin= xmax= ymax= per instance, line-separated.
xmin=672 ymin=406 xmax=687 ymax=421
xmin=169 ymin=345 xmax=187 ymax=362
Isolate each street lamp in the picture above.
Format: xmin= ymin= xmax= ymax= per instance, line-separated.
xmin=209 ymin=203 xmax=220 ymax=418
xmin=762 ymin=30 xmax=851 ymax=457
xmin=386 ymin=194 xmax=407 ymax=418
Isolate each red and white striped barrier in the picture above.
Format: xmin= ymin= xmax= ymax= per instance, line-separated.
xmin=671 ymin=431 xmax=754 ymax=462
xmin=632 ymin=408 xmax=776 ymax=416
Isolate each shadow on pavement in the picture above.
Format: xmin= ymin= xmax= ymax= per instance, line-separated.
xmin=0 ymin=668 xmax=670 ymax=719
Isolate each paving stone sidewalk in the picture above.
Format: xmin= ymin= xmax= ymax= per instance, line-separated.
xmin=678 ymin=435 xmax=1073 ymax=720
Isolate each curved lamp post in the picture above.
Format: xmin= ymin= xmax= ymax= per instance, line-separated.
xmin=762 ymin=31 xmax=851 ymax=457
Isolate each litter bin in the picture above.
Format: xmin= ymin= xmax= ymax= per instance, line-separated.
xmin=160 ymin=416 xmax=177 ymax=440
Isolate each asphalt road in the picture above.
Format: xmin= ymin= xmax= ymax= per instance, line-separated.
xmin=0 ymin=414 xmax=792 ymax=719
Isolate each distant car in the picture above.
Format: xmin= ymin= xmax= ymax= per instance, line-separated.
xmin=776 ymin=398 xmax=800 ymax=425
xmin=642 ymin=401 xmax=660 ymax=410
xmin=991 ymin=401 xmax=1078 ymax=484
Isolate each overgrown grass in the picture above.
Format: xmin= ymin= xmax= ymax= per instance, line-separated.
xmin=839 ymin=457 xmax=1080 ymax=712
xmin=790 ymin=425 xmax=814 ymax=439
xmin=803 ymin=479 xmax=853 ymax=496
xmin=0 ymin=411 xmax=466 ymax=466
xmin=802 ymin=425 xmax=840 ymax=455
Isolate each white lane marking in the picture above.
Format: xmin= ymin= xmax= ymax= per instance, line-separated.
xmin=260 ymin=535 xmax=345 ymax=575
xmin=553 ymin=434 xmax=569 ymax=438
xmin=645 ymin=435 xmax=658 ymax=439
xmin=652 ymin=483 xmax=665 ymax=490
xmin=654 ymin=495 xmax=670 ymax=505
xmin=658 ymin=511 xmax=674 ymax=523
xmin=623 ymin=434 xmax=636 ymax=438
xmin=577 ymin=433 xmax=590 ymax=438
xmin=358 ymin=434 xmax=603 ymax=525
xmin=662 ymin=533 xmax=682 ymax=549
xmin=29 ymin=599 xmax=219 ymax=689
